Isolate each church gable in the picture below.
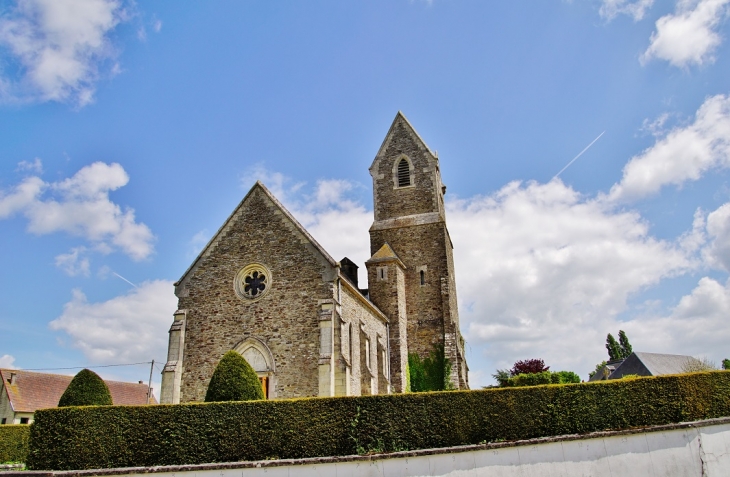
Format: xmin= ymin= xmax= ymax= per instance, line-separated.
xmin=174 ymin=182 xmax=340 ymax=401
xmin=175 ymin=181 xmax=336 ymax=297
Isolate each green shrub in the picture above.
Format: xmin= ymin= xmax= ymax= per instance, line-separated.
xmin=205 ymin=351 xmax=264 ymax=402
xmin=26 ymin=371 xmax=730 ymax=471
xmin=0 ymin=425 xmax=29 ymax=463
xmin=408 ymin=344 xmax=453 ymax=392
xmin=58 ymin=369 xmax=112 ymax=407
xmin=503 ymin=371 xmax=581 ymax=387
xmin=506 ymin=371 xmax=554 ymax=387
xmin=554 ymin=371 xmax=581 ymax=384
xmin=407 ymin=353 xmax=426 ymax=392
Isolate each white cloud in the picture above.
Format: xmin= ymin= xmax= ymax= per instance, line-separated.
xmin=55 ymin=246 xmax=90 ymax=276
xmin=641 ymin=0 xmax=730 ymax=68
xmin=0 ymin=161 xmax=155 ymax=260
xmin=0 ymin=354 xmax=17 ymax=369
xmin=15 ymin=157 xmax=43 ymax=174
xmin=0 ymin=0 xmax=127 ymax=106
xmin=703 ymin=202 xmax=730 ymax=270
xmin=49 ymin=280 xmax=176 ymax=364
xmin=298 ymin=180 xmax=372 ymax=281
xmin=447 ymin=180 xmax=694 ymax=385
xmin=600 ymin=0 xmax=655 ymax=21
xmin=240 ymin=167 xmax=719 ymax=386
xmin=608 ymin=94 xmax=730 ymax=202
xmin=622 ymin=276 xmax=730 ymax=359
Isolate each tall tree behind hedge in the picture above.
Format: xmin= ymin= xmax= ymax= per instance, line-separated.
xmin=618 ymin=330 xmax=632 ymax=358
xmin=606 ymin=333 xmax=622 ymax=361
xmin=205 ymin=351 xmax=264 ymax=402
xmin=58 ymin=369 xmax=113 ymax=407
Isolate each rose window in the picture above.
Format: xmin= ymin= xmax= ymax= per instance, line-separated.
xmin=234 ymin=264 xmax=272 ymax=301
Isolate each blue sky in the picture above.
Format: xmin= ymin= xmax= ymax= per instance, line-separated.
xmin=1 ymin=0 xmax=729 ymax=389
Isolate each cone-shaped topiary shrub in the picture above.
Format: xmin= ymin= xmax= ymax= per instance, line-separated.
xmin=58 ymin=369 xmax=113 ymax=407
xmin=205 ymin=350 xmax=264 ymax=402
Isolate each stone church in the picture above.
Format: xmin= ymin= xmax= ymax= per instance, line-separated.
xmin=160 ymin=112 xmax=468 ymax=403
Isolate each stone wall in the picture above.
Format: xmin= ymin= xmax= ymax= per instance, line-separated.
xmin=339 ymin=283 xmax=389 ymax=395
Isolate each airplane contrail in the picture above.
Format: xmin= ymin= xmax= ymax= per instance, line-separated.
xmin=113 ymin=272 xmax=138 ymax=288
xmin=553 ymin=131 xmax=605 ymax=180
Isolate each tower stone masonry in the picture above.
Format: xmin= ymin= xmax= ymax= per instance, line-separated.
xmin=366 ymin=112 xmax=468 ymax=389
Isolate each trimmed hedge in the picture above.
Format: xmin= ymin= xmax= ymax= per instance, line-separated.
xmin=28 ymin=371 xmax=730 ymax=471
xmin=58 ymin=369 xmax=113 ymax=407
xmin=0 ymin=425 xmax=30 ymax=463
xmin=205 ymin=351 xmax=264 ymax=402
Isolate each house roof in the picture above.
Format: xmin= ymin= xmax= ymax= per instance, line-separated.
xmin=0 ymin=369 xmax=156 ymax=413
xmin=609 ymin=352 xmax=702 ymax=378
xmin=175 ymin=181 xmax=337 ymax=292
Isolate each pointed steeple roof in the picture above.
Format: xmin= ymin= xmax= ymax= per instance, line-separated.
xmin=175 ymin=181 xmax=336 ymax=293
xmin=365 ymin=243 xmax=406 ymax=269
xmin=370 ymin=111 xmax=438 ymax=170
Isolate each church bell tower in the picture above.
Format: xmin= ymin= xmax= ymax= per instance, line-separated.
xmin=366 ymin=112 xmax=468 ymax=389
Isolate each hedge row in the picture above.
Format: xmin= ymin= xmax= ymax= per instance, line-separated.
xmin=0 ymin=425 xmax=29 ymax=463
xmin=28 ymin=371 xmax=730 ymax=471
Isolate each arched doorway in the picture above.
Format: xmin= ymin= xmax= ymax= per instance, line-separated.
xmin=233 ymin=338 xmax=276 ymax=399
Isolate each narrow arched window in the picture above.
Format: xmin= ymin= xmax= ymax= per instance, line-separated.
xmin=397 ymin=158 xmax=411 ymax=187
xmin=420 ymin=270 xmax=425 ymax=286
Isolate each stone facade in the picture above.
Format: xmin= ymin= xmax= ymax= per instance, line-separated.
xmin=162 ymin=184 xmax=390 ymax=402
xmin=160 ymin=112 xmax=468 ymax=403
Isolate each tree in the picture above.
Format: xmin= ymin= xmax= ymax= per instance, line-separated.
xmin=605 ymin=333 xmax=622 ymax=361
xmin=491 ymin=369 xmax=510 ymax=387
xmin=723 ymin=359 xmax=730 ymax=370
xmin=205 ymin=351 xmax=264 ymax=402
xmin=58 ymin=369 xmax=113 ymax=407
xmin=510 ymin=359 xmax=549 ymax=377
xmin=681 ymin=356 xmax=717 ymax=373
xmin=606 ymin=330 xmax=633 ymax=361
xmin=618 ymin=330 xmax=632 ymax=358
xmin=554 ymin=370 xmax=581 ymax=384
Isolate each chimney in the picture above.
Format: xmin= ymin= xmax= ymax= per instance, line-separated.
xmin=138 ymin=380 xmax=144 ymax=384
xmin=339 ymin=257 xmax=359 ymax=289
xmin=9 ymin=373 xmax=17 ymax=385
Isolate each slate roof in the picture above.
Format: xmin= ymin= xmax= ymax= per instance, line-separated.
xmin=0 ymin=369 xmax=156 ymax=413
xmin=587 ymin=360 xmax=622 ymax=382
xmin=609 ymin=352 xmax=702 ymax=379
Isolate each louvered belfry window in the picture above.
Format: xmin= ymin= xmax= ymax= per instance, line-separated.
xmin=397 ymin=158 xmax=411 ymax=187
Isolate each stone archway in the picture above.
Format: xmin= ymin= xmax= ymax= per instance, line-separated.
xmin=233 ymin=337 xmax=276 ymax=399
